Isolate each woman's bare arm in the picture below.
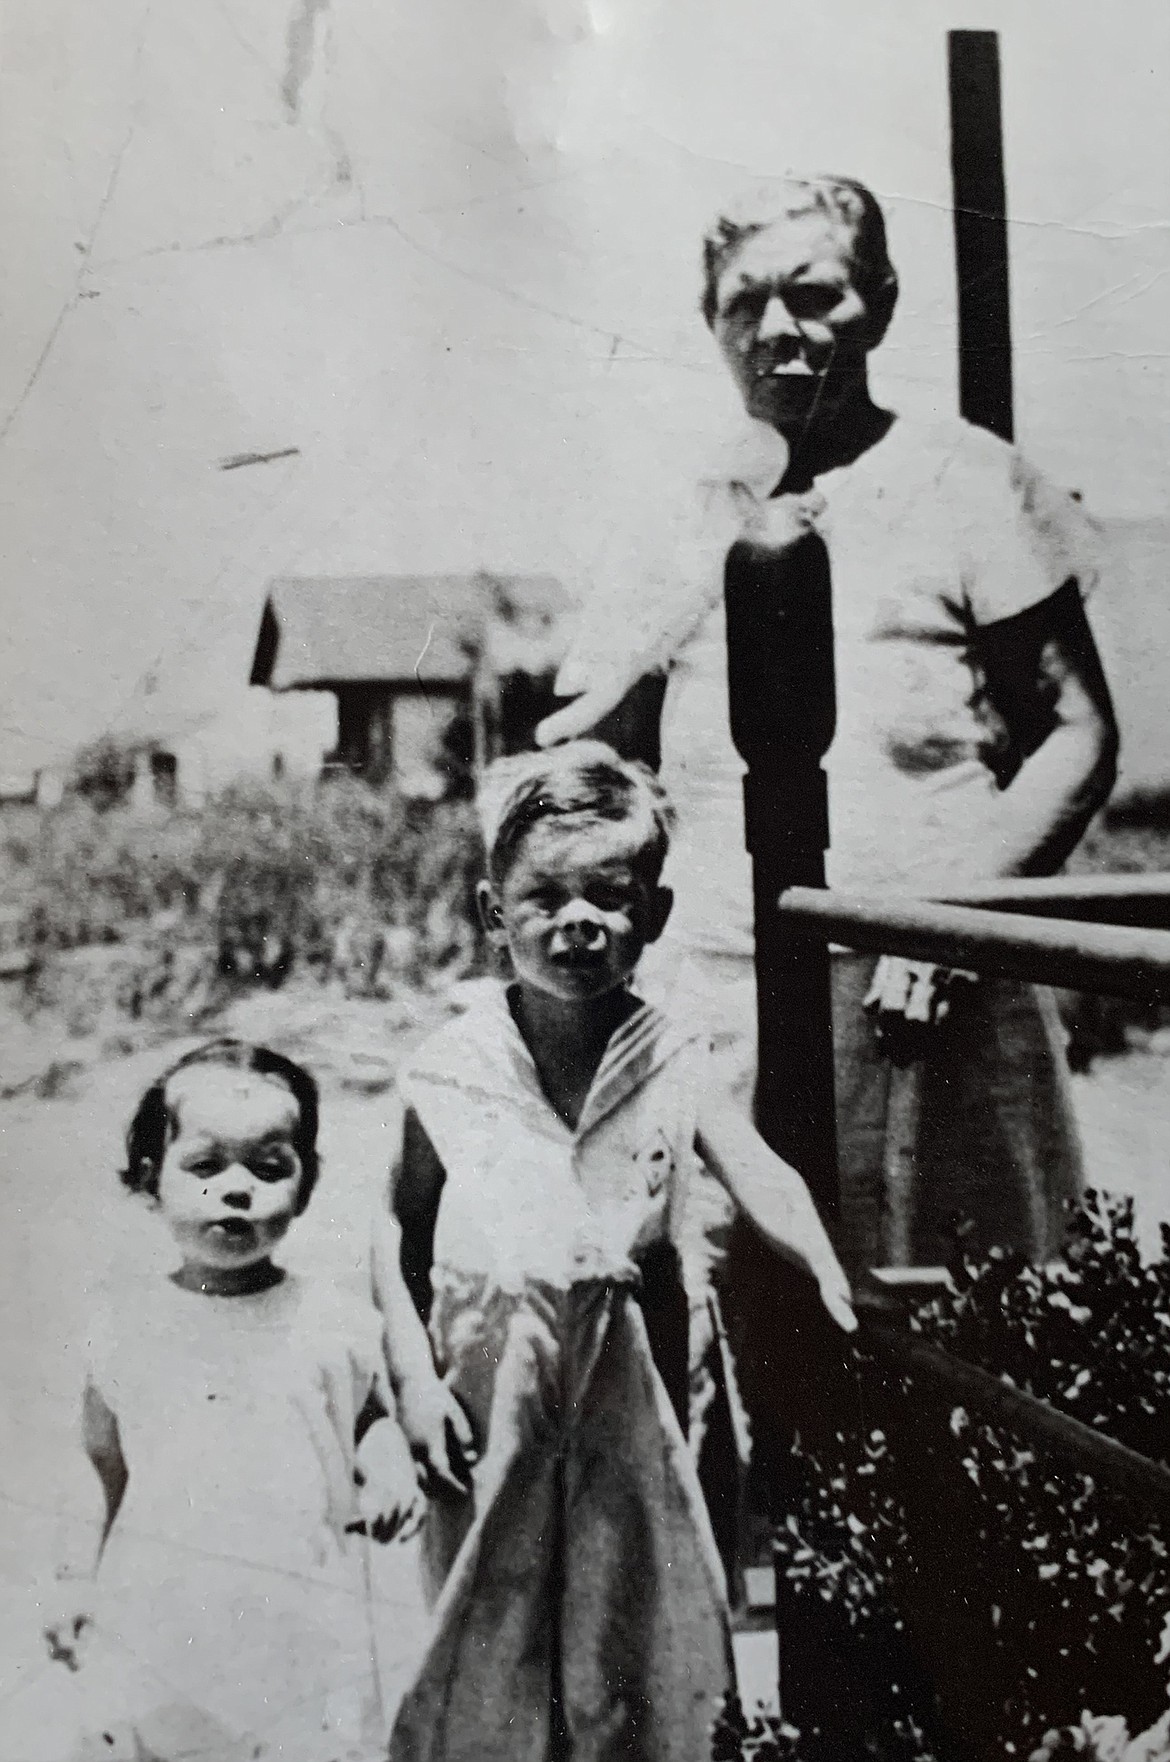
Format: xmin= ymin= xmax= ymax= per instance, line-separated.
xmin=979 ymin=579 xmax=1118 ymax=877
xmin=872 ymin=583 xmax=1119 ymax=1041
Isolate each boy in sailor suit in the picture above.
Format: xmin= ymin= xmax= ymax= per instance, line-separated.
xmin=375 ymin=741 xmax=855 ymax=1762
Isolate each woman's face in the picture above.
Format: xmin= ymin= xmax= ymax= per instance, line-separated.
xmin=711 ymin=212 xmax=876 ymax=433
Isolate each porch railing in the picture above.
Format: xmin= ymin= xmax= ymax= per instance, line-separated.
xmin=765 ymin=874 xmax=1170 ymax=1749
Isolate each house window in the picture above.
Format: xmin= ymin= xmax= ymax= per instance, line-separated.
xmin=150 ymin=750 xmax=178 ymax=807
xmin=393 ymin=694 xmax=468 ymax=800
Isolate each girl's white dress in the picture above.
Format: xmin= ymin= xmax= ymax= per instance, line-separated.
xmin=389 ymin=984 xmax=734 ymax=1762
xmin=76 ymin=1273 xmax=388 ymax=1762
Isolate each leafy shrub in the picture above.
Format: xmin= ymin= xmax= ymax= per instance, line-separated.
xmin=1027 ymin=1708 xmax=1170 ymax=1759
xmin=68 ymin=735 xmax=139 ymax=811
xmin=763 ymin=1198 xmax=1170 ymax=1760
xmin=772 ymin=1384 xmax=1169 ymax=1759
xmin=771 ymin=1418 xmax=951 ymax=1761
xmin=912 ymin=1195 xmax=1170 ymax=1468
xmin=1 ymin=773 xmax=484 ymax=1025
xmin=7 ymin=800 xmax=203 ymax=949
xmin=711 ymin=1696 xmax=801 ymax=1759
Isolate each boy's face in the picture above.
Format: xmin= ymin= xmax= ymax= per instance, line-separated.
xmin=153 ymin=1068 xmax=305 ymax=1274
xmin=480 ymin=820 xmax=672 ymax=1006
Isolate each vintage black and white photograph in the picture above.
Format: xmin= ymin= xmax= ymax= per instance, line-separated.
xmin=2 ymin=2 xmax=1169 ymax=1758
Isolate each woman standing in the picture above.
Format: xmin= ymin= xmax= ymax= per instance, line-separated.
xmin=539 ymin=175 xmax=1118 ymax=1273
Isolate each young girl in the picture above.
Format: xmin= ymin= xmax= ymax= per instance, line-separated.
xmin=45 ymin=1039 xmax=422 ymax=1762
xmin=373 ymin=741 xmax=856 ymax=1762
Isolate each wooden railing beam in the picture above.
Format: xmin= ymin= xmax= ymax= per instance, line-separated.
xmin=860 ymin=1310 xmax=1170 ymax=1521
xmin=778 ymin=887 xmax=1170 ymax=1001
xmin=933 ymin=872 xmax=1170 ymax=929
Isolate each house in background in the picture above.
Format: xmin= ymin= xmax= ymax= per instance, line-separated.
xmin=0 ymin=772 xmax=39 ymax=810
xmin=249 ymin=573 xmax=573 ymax=796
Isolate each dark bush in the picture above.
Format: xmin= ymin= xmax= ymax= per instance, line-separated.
xmin=711 ymin=1696 xmax=801 ymax=1760
xmin=68 ymin=735 xmax=139 ymax=812
xmin=759 ymin=1198 xmax=1170 ymax=1761
xmin=912 ymin=1194 xmax=1170 ymax=1469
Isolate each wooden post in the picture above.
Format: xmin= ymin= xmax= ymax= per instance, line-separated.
xmin=949 ymin=29 xmax=1014 ymax=441
xmin=721 ymin=523 xmax=846 ymax=1578
xmin=470 ymin=665 xmax=492 ymax=774
xmin=724 ymin=527 xmax=839 ymax=1213
xmin=881 ymin=1065 xmax=924 ymax=1268
xmin=772 ymin=44 xmax=1020 ymax=1726
xmin=868 ymin=29 xmax=1016 ymax=1270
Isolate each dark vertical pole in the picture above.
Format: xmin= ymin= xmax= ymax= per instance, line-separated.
xmin=724 ymin=529 xmax=838 ymax=1214
xmin=722 ymin=521 xmax=843 ymax=1543
xmin=949 ymin=29 xmax=1014 ymax=441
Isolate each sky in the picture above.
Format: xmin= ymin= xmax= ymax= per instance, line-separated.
xmin=1 ymin=0 xmax=1167 ymax=776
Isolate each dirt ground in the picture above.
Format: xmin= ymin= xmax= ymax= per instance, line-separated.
xmin=1 ymin=986 xmax=1168 ymax=1757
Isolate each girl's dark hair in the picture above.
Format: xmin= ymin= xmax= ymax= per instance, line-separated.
xmin=121 ymin=1039 xmax=321 ymax=1215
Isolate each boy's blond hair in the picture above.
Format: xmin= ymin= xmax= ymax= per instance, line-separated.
xmin=478 ymin=741 xmax=675 ymax=886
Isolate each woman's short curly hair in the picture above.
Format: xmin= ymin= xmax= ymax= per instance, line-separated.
xmin=121 ymin=1039 xmax=321 ymax=1215
xmin=701 ymin=174 xmax=899 ymax=344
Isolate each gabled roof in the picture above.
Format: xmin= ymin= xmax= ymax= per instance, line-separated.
xmin=250 ymin=574 xmax=571 ymax=690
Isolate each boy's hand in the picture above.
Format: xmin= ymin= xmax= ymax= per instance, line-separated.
xmin=395 ymin=1373 xmax=477 ymax=1498
xmin=864 ymin=956 xmax=978 ymax=1061
xmin=815 ymin=1265 xmax=859 ymax=1335
xmin=352 ymin=1419 xmax=426 ymax=1544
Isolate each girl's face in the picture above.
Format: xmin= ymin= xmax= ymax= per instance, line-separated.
xmin=480 ymin=821 xmax=672 ymax=1007
xmin=153 ymin=1068 xmax=305 ymax=1279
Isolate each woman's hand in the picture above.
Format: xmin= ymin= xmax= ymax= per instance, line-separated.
xmin=352 ymin=1418 xmax=426 ymax=1543
xmin=733 ymin=486 xmax=825 ymax=555
xmin=395 ymin=1372 xmax=478 ymax=1499
xmin=535 ymin=664 xmax=639 ymax=748
xmin=534 ymin=486 xmax=823 ymax=750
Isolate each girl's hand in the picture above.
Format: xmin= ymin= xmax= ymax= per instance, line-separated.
xmin=815 ymin=1265 xmax=859 ymax=1336
xmin=396 ymin=1373 xmax=477 ymax=1499
xmin=352 ymin=1419 xmax=426 ymax=1544
xmin=40 ymin=1572 xmax=95 ymax=1671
